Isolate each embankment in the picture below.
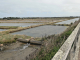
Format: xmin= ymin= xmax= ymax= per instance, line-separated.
xmin=27 ymin=19 xmax=80 ymax=60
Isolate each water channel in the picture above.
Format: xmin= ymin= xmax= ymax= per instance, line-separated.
xmin=0 ymin=23 xmax=42 ymax=27
xmin=11 ymin=25 xmax=67 ymax=38
xmin=56 ymin=18 xmax=79 ymax=24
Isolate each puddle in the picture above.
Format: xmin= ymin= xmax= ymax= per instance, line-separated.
xmin=4 ymin=43 xmax=30 ymax=52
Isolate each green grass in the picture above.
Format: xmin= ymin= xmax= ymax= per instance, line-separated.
xmin=33 ymin=21 xmax=78 ymax=60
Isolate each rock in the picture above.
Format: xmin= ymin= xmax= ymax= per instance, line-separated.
xmin=25 ymin=39 xmax=30 ymax=42
xmin=16 ymin=38 xmax=30 ymax=43
xmin=30 ymin=40 xmax=42 ymax=45
xmin=0 ymin=44 xmax=3 ymax=47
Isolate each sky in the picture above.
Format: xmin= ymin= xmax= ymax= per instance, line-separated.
xmin=0 ymin=0 xmax=80 ymax=18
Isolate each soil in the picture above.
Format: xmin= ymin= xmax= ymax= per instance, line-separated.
xmin=0 ymin=42 xmax=40 ymax=60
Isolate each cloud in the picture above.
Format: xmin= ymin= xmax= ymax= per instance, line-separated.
xmin=0 ymin=0 xmax=80 ymax=18
xmin=62 ymin=0 xmax=80 ymax=12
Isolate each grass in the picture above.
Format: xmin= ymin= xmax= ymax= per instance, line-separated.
xmin=32 ymin=20 xmax=79 ymax=60
xmin=0 ymin=19 xmax=78 ymax=45
xmin=33 ymin=29 xmax=73 ymax=60
xmin=0 ymin=34 xmax=31 ymax=44
xmin=0 ymin=29 xmax=41 ymax=44
xmin=0 ymin=26 xmax=18 ymax=29
xmin=37 ymin=46 xmax=59 ymax=60
xmin=52 ymin=24 xmax=71 ymax=26
xmin=0 ymin=22 xmax=54 ymax=44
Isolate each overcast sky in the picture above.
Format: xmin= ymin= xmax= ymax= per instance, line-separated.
xmin=0 ymin=0 xmax=80 ymax=18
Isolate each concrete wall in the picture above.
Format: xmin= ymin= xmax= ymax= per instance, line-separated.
xmin=52 ymin=23 xmax=80 ymax=60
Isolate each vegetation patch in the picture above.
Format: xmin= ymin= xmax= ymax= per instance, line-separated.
xmin=0 ymin=23 xmax=55 ymax=44
xmin=53 ymin=24 xmax=71 ymax=26
xmin=32 ymin=20 xmax=80 ymax=60
xmin=0 ymin=26 xmax=18 ymax=29
xmin=0 ymin=34 xmax=31 ymax=44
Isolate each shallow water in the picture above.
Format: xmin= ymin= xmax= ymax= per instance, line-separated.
xmin=0 ymin=23 xmax=42 ymax=27
xmin=11 ymin=25 xmax=67 ymax=38
xmin=56 ymin=18 xmax=79 ymax=24
xmin=4 ymin=43 xmax=30 ymax=52
xmin=0 ymin=29 xmax=6 ymax=31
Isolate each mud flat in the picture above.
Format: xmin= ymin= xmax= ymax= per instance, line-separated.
xmin=0 ymin=42 xmax=40 ymax=60
xmin=11 ymin=25 xmax=67 ymax=38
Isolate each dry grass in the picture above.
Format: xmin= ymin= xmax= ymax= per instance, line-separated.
xmin=0 ymin=34 xmax=31 ymax=44
xmin=0 ymin=26 xmax=18 ymax=29
xmin=0 ymin=19 xmax=73 ymax=44
xmin=0 ymin=17 xmax=75 ymax=23
xmin=0 ymin=22 xmax=54 ymax=44
xmin=0 ymin=24 xmax=47 ymax=44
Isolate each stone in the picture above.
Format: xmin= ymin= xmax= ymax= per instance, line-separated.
xmin=26 ymin=39 xmax=30 ymax=42
xmin=0 ymin=44 xmax=3 ymax=47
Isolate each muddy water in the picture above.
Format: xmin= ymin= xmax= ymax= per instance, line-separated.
xmin=11 ymin=25 xmax=67 ymax=38
xmin=5 ymin=43 xmax=30 ymax=52
xmin=0 ymin=23 xmax=42 ymax=27
xmin=56 ymin=18 xmax=79 ymax=24
xmin=0 ymin=42 xmax=40 ymax=60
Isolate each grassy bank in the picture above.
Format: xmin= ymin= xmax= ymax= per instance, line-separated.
xmin=0 ymin=22 xmax=54 ymax=44
xmin=52 ymin=24 xmax=71 ymax=26
xmin=32 ymin=20 xmax=80 ymax=60
xmin=0 ymin=17 xmax=71 ymax=23
xmin=0 ymin=34 xmax=31 ymax=44
xmin=1 ymin=22 xmax=54 ymax=34
xmin=0 ymin=26 xmax=18 ymax=29
xmin=0 ymin=19 xmax=78 ymax=45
